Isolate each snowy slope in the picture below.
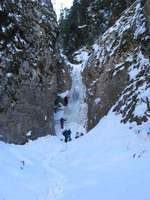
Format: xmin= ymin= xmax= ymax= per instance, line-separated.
xmin=0 ymin=109 xmax=150 ymax=200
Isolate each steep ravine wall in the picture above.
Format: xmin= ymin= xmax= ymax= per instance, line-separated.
xmin=143 ymin=0 xmax=150 ymax=34
xmin=0 ymin=0 xmax=59 ymax=144
xmin=83 ymin=1 xmax=150 ymax=131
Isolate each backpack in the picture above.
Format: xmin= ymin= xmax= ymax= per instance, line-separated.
xmin=62 ymin=130 xmax=67 ymax=136
xmin=67 ymin=129 xmax=71 ymax=135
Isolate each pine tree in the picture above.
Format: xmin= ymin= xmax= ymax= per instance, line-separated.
xmin=58 ymin=0 xmax=136 ymax=58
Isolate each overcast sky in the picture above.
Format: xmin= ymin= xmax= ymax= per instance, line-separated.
xmin=52 ymin=0 xmax=73 ymax=19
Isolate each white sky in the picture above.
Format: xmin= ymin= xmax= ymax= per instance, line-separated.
xmin=52 ymin=0 xmax=73 ymax=19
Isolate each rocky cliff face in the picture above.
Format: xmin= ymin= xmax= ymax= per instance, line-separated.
xmin=0 ymin=0 xmax=149 ymax=144
xmin=83 ymin=1 xmax=150 ymax=131
xmin=55 ymin=57 xmax=72 ymax=109
xmin=0 ymin=0 xmax=59 ymax=144
xmin=143 ymin=0 xmax=150 ymax=34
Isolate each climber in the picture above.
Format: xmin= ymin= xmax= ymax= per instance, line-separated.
xmin=60 ymin=117 xmax=66 ymax=129
xmin=64 ymin=96 xmax=70 ymax=106
xmin=67 ymin=129 xmax=72 ymax=141
xmin=62 ymin=129 xmax=72 ymax=143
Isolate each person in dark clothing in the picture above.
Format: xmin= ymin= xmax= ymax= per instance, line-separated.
xmin=62 ymin=129 xmax=72 ymax=143
xmin=67 ymin=129 xmax=72 ymax=141
xmin=64 ymin=96 xmax=70 ymax=106
xmin=60 ymin=117 xmax=66 ymax=129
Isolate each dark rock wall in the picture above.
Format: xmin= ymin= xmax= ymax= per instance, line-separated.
xmin=143 ymin=0 xmax=150 ymax=34
xmin=54 ymin=58 xmax=72 ymax=109
xmin=83 ymin=1 xmax=150 ymax=131
xmin=0 ymin=0 xmax=59 ymax=144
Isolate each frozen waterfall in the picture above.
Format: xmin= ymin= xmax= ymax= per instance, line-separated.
xmin=54 ymin=64 xmax=88 ymax=140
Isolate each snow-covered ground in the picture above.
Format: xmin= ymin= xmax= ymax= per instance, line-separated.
xmin=0 ymin=107 xmax=150 ymax=200
xmin=0 ymin=53 xmax=150 ymax=200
